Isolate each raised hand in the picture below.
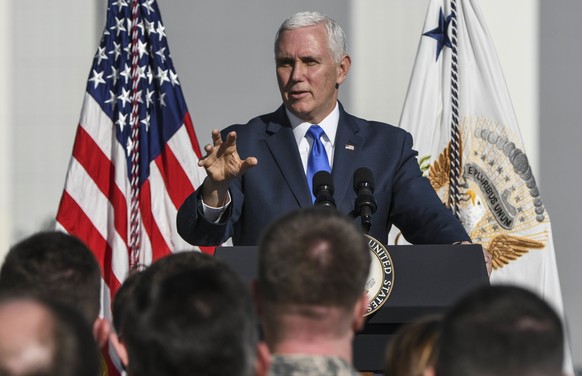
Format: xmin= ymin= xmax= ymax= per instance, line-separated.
xmin=198 ymin=130 xmax=258 ymax=207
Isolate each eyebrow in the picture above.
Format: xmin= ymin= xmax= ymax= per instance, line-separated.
xmin=276 ymin=55 xmax=321 ymax=64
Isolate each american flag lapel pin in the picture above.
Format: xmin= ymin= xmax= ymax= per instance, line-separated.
xmin=345 ymin=144 xmax=355 ymax=151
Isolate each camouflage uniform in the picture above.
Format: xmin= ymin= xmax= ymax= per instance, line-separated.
xmin=268 ymin=354 xmax=360 ymax=376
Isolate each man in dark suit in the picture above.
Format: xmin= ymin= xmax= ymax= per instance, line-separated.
xmin=177 ymin=11 xmax=472 ymax=249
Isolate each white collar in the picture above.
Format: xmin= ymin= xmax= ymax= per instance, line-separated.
xmin=286 ymin=102 xmax=339 ymax=145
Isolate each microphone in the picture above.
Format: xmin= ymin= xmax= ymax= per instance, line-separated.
xmin=353 ymin=167 xmax=377 ymax=233
xmin=312 ymin=171 xmax=336 ymax=209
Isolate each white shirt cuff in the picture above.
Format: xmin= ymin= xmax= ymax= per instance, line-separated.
xmin=201 ymin=192 xmax=232 ymax=223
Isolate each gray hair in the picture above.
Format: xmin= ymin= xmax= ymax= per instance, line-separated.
xmin=275 ymin=11 xmax=348 ymax=63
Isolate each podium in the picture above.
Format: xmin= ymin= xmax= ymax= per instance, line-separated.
xmin=215 ymin=243 xmax=489 ymax=373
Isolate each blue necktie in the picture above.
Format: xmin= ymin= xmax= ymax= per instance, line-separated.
xmin=306 ymin=125 xmax=331 ymax=202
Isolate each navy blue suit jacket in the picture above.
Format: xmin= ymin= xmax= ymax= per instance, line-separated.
xmin=177 ymin=104 xmax=470 ymax=246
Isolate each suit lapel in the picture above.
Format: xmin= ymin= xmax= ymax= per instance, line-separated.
xmin=332 ymin=110 xmax=364 ymax=208
xmin=265 ymin=113 xmax=313 ymax=208
xmin=262 ymin=105 xmax=364 ymax=209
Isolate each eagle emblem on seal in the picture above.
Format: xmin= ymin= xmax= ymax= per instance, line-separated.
xmin=423 ymin=116 xmax=548 ymax=270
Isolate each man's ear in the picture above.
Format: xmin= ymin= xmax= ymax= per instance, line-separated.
xmin=336 ymin=54 xmax=351 ymax=86
xmin=424 ymin=366 xmax=437 ymax=376
xmin=254 ymin=341 xmax=270 ymax=376
xmin=109 ymin=331 xmax=129 ymax=368
xmin=352 ymin=294 xmax=369 ymax=331
xmin=93 ymin=317 xmax=111 ymax=348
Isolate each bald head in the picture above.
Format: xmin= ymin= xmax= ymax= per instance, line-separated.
xmin=0 ymin=297 xmax=100 ymax=376
xmin=0 ymin=299 xmax=53 ymax=375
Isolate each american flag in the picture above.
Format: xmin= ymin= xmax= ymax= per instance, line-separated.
xmin=55 ymin=0 xmax=209 ymax=372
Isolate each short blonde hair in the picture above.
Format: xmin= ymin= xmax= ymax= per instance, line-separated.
xmin=384 ymin=315 xmax=441 ymax=376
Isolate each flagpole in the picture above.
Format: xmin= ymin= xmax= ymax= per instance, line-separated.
xmin=129 ymin=0 xmax=142 ymax=269
xmin=448 ymin=0 xmax=462 ymax=217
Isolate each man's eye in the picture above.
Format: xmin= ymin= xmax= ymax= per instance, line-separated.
xmin=277 ymin=60 xmax=293 ymax=67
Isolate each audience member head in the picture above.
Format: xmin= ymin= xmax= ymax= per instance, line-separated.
xmin=0 ymin=296 xmax=100 ymax=376
xmin=122 ymin=252 xmax=257 ymax=376
xmin=113 ymin=252 xmax=223 ymax=338
xmin=431 ymin=285 xmax=564 ymax=376
xmin=110 ymin=252 xmax=224 ymax=368
xmin=0 ymin=231 xmax=101 ymax=325
xmin=257 ymin=207 xmax=370 ymax=348
xmin=384 ymin=315 xmax=441 ymax=376
xmin=145 ymin=250 xmax=222 ymax=284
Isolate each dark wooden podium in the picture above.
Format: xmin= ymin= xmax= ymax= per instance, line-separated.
xmin=215 ymin=243 xmax=489 ymax=373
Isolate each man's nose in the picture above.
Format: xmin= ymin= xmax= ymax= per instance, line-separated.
xmin=291 ymin=61 xmax=306 ymax=81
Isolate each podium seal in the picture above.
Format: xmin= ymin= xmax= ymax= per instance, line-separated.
xmin=364 ymin=235 xmax=395 ymax=316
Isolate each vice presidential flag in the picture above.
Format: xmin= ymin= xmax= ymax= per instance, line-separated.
xmin=397 ymin=0 xmax=572 ymax=372
xmin=55 ymin=0 xmax=208 ymax=372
